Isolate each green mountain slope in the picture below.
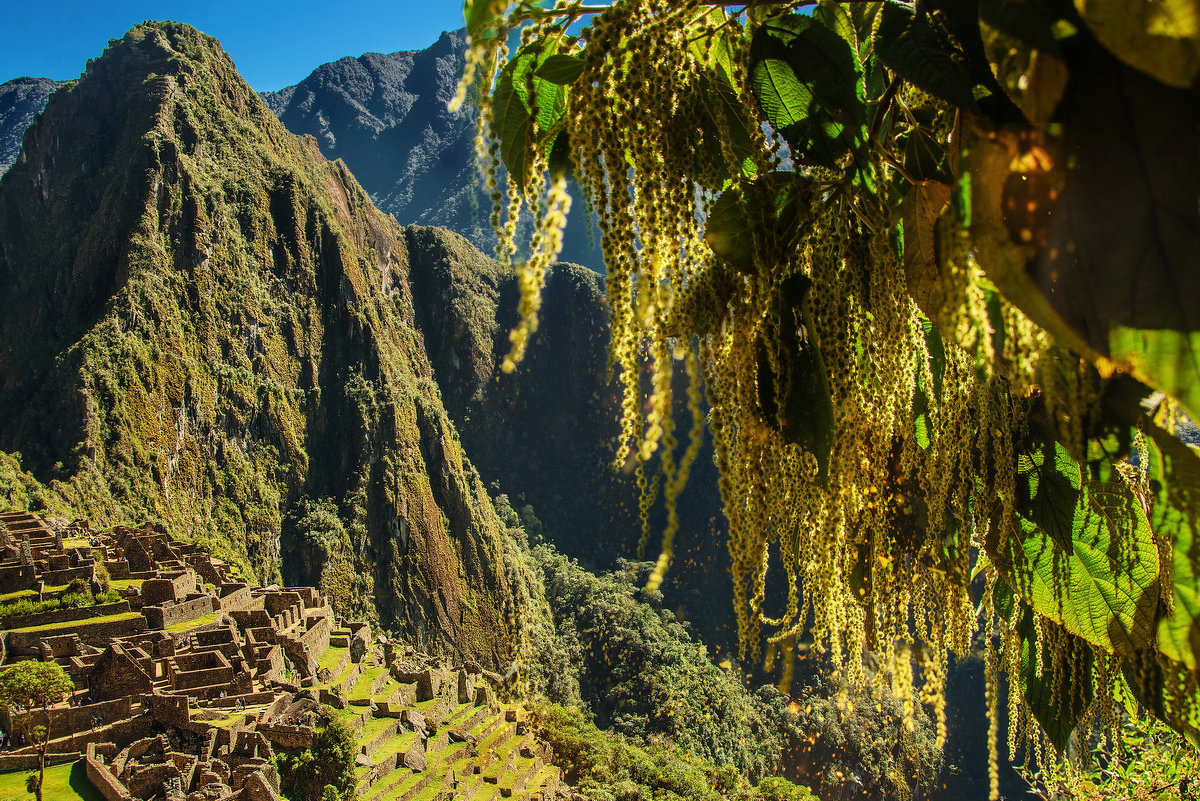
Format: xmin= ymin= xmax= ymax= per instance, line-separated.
xmin=0 ymin=21 xmax=528 ymax=666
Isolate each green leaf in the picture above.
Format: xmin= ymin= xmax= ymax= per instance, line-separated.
xmin=493 ymin=62 xmax=536 ymax=186
xmin=1074 ymin=0 xmax=1200 ymax=89
xmin=535 ymin=54 xmax=585 ymax=85
xmin=493 ymin=43 xmax=569 ymax=184
xmin=1142 ymin=426 xmax=1200 ymax=671
xmin=1001 ymin=441 xmax=1160 ymax=657
xmin=1017 ymin=435 xmax=1082 ymax=554
xmin=875 ymin=1 xmax=981 ymax=113
xmin=995 ymin=575 xmax=1015 ymax=622
xmin=1109 ymin=328 xmax=1200 ymax=428
xmin=757 ymin=274 xmax=836 ymax=482
xmin=465 ymin=0 xmax=504 ymax=41
xmin=912 ymin=317 xmax=946 ymax=450
xmin=749 ymin=13 xmax=867 ymax=169
xmin=749 ymin=20 xmax=811 ymax=135
xmin=1017 ymin=606 xmax=1094 ymax=752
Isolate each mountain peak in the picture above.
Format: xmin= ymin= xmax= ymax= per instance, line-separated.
xmin=0 ymin=21 xmax=528 ymax=665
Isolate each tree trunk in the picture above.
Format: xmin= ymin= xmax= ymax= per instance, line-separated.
xmin=35 ymin=706 xmax=47 ymax=801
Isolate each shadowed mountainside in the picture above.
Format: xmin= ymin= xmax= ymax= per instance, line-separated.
xmin=403 ymin=225 xmax=736 ymax=650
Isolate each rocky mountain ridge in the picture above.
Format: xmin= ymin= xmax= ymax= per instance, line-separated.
xmin=0 ymin=76 xmax=61 ymax=174
xmin=1 ymin=30 xmax=603 ymax=267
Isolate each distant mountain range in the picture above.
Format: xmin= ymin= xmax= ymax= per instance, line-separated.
xmin=0 ymin=77 xmax=61 ymax=171
xmin=0 ymin=30 xmax=602 ymax=267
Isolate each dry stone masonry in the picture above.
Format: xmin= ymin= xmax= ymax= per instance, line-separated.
xmin=0 ymin=512 xmax=573 ymax=801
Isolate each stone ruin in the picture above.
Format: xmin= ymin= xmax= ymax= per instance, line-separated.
xmin=0 ymin=511 xmax=573 ymax=801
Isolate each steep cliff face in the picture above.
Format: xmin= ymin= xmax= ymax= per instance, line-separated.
xmin=404 ymin=226 xmax=736 ymax=647
xmin=0 ymin=77 xmax=61 ymax=174
xmin=0 ymin=21 xmax=526 ymax=666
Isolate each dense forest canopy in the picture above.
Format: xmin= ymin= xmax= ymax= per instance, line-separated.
xmin=456 ymin=0 xmax=1200 ymax=796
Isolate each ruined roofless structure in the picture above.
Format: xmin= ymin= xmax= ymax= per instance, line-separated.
xmin=0 ymin=512 xmax=571 ymax=801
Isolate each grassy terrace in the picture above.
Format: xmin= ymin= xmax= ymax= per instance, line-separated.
xmin=108 ymin=578 xmax=144 ymax=591
xmin=0 ymin=590 xmax=35 ymax=604
xmin=0 ymin=762 xmax=101 ymax=801
xmin=317 ymin=644 xmax=349 ymax=673
xmin=350 ymin=665 xmax=388 ymax=698
xmin=165 ymin=612 xmax=221 ymax=633
xmin=2 ymin=611 xmax=140 ymax=634
xmin=360 ymin=714 xmax=395 ymax=743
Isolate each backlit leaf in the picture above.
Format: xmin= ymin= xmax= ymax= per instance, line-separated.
xmin=494 ymin=43 xmax=569 ymax=184
xmin=1015 ymin=481 xmax=1159 ymax=657
xmin=1017 ymin=606 xmax=1094 ymax=752
xmin=901 ymin=179 xmax=951 ymax=319
xmin=535 ymin=54 xmax=585 ymax=85
xmin=1016 ymin=435 xmax=1082 ymax=554
xmin=749 ymin=13 xmax=867 ymax=169
xmin=1142 ymin=426 xmax=1200 ymax=670
xmin=1075 ymin=0 xmax=1200 ymax=88
xmin=999 ymin=440 xmax=1160 ymax=657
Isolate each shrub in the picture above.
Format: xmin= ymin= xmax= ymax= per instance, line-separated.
xmin=276 ymin=712 xmax=356 ymax=801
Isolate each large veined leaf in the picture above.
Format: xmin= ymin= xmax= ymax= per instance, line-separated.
xmin=1142 ymin=426 xmax=1200 ymax=671
xmin=749 ymin=13 xmax=867 ymax=169
xmin=1002 ymin=440 xmax=1160 ymax=657
xmin=1122 ymin=651 xmax=1200 ymax=748
xmin=1017 ymin=435 xmax=1082 ymax=554
xmin=969 ymin=33 xmax=1200 ymax=422
xmin=493 ymin=66 xmax=535 ymax=186
xmin=493 ymin=43 xmax=569 ymax=184
xmin=875 ymin=1 xmax=981 ymax=113
xmin=756 ymin=274 xmax=835 ymax=482
xmin=1017 ymin=606 xmax=1094 ymax=752
xmin=1075 ymin=0 xmax=1200 ymax=89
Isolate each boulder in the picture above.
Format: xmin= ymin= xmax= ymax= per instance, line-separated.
xmin=447 ymin=727 xmax=475 ymax=744
xmin=457 ymin=670 xmax=475 ymax=704
xmin=403 ymin=709 xmax=426 ymax=733
xmin=401 ymin=743 xmax=427 ymax=772
xmin=349 ymin=628 xmax=369 ymax=663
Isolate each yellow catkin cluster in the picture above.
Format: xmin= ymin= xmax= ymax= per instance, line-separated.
xmin=459 ymin=3 xmax=1162 ymax=798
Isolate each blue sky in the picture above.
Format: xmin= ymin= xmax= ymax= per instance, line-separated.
xmin=3 ymin=1 xmax=466 ymax=91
